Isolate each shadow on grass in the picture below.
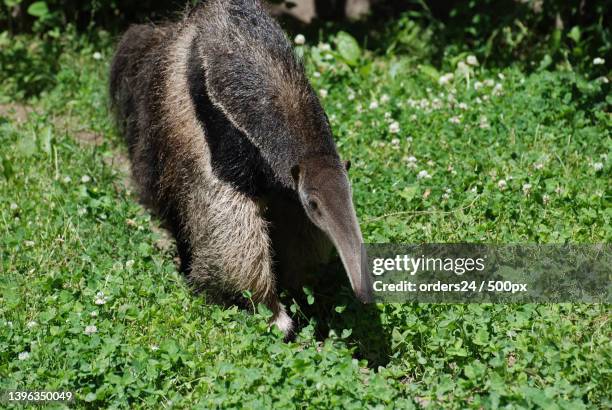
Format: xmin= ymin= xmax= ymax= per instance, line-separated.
xmin=282 ymin=259 xmax=391 ymax=369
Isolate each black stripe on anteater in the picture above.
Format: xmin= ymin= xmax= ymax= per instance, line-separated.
xmin=187 ymin=36 xmax=277 ymax=198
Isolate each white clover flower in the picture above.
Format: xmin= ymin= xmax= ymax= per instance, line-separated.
xmin=93 ymin=52 xmax=102 ymax=60
xmin=313 ymin=71 xmax=321 ymax=78
xmin=406 ymin=136 xmax=413 ymax=143
xmin=475 ymin=97 xmax=483 ymax=104
xmin=595 ymin=76 xmax=609 ymax=84
xmin=63 ymin=176 xmax=72 ymax=183
xmin=456 ymin=61 xmax=469 ymax=74
xmin=18 ymin=351 xmax=30 ymax=360
xmin=593 ymin=57 xmax=605 ymax=65
xmin=389 ymin=121 xmax=400 ymax=134
xmin=522 ymin=183 xmax=532 ymax=195
xmin=390 ymin=139 xmax=400 ymax=149
xmin=26 ymin=321 xmax=37 ymax=329
xmin=542 ymin=194 xmax=550 ymax=205
xmin=417 ymin=170 xmax=431 ymax=179
xmin=319 ymin=43 xmax=331 ymax=52
xmin=90 ymin=311 xmax=98 ymax=317
xmin=466 ymin=55 xmax=479 ymax=66
xmin=438 ymin=73 xmax=454 ymax=86
xmin=474 ymin=81 xmax=483 ymax=90
xmin=479 ymin=116 xmax=490 ymax=129
xmin=24 ymin=240 xmax=35 ymax=247
xmin=493 ymin=83 xmax=503 ymax=96
xmin=77 ymin=208 xmax=87 ymax=216
xmin=458 ymin=102 xmax=468 ymax=110
xmin=442 ymin=193 xmax=450 ymax=200
xmin=95 ymin=291 xmax=108 ymax=305
xmin=84 ymin=325 xmax=97 ymax=335
xmin=445 ymin=188 xmax=452 ymax=194
xmin=497 ymin=73 xmax=505 ymax=80
xmin=319 ymin=89 xmax=328 ymax=98
xmin=555 ymin=186 xmax=563 ymax=195
xmin=593 ymin=162 xmax=604 ymax=171
xmin=323 ymin=53 xmax=334 ymax=60
xmin=10 ymin=202 xmax=18 ymax=210
xmin=470 ymin=187 xmax=478 ymax=193
xmin=369 ymin=100 xmax=379 ymax=110
xmin=427 ymin=160 xmax=435 ymax=167
xmin=347 ymin=91 xmax=355 ymax=101
xmin=150 ymin=344 xmax=159 ymax=351
xmin=449 ymin=116 xmax=461 ymax=124
xmin=406 ymin=156 xmax=417 ymax=164
xmin=294 ymin=34 xmax=306 ymax=45
xmin=380 ymin=94 xmax=390 ymax=104
xmin=81 ymin=175 xmax=91 ymax=183
xmin=484 ymin=79 xmax=495 ymax=87
xmin=498 ymin=179 xmax=507 ymax=190
xmin=534 ymin=163 xmax=544 ymax=170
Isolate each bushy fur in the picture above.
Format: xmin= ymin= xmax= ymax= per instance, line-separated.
xmin=110 ymin=0 xmax=346 ymax=334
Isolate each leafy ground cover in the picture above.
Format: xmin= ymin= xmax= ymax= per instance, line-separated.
xmin=0 ymin=25 xmax=610 ymax=409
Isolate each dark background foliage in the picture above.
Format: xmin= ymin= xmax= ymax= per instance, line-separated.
xmin=1 ymin=0 xmax=610 ymax=61
xmin=0 ymin=0 xmax=609 ymax=98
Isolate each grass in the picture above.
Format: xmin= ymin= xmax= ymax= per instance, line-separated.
xmin=0 ymin=27 xmax=610 ymax=409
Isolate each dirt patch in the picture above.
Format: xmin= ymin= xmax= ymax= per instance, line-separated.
xmin=0 ymin=103 xmax=34 ymax=123
xmin=75 ymin=130 xmax=104 ymax=146
xmin=105 ymin=152 xmax=134 ymax=193
xmin=52 ymin=114 xmax=106 ymax=147
xmin=103 ymin=149 xmax=131 ymax=177
xmin=1 ymin=102 xmax=104 ymax=147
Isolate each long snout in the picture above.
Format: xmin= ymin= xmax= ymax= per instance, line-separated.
xmin=325 ymin=199 xmax=372 ymax=303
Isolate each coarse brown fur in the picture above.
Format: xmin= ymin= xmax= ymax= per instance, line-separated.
xmin=110 ymin=0 xmax=368 ymax=336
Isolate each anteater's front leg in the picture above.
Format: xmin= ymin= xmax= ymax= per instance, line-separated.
xmin=184 ymin=186 xmax=293 ymax=337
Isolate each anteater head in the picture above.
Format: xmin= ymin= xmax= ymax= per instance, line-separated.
xmin=291 ymin=155 xmax=371 ymax=303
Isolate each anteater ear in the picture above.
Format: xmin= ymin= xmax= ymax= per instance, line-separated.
xmin=343 ymin=160 xmax=351 ymax=172
xmin=290 ymin=164 xmax=301 ymax=185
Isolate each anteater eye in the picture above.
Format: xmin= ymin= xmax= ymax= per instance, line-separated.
xmin=308 ymin=199 xmax=318 ymax=210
